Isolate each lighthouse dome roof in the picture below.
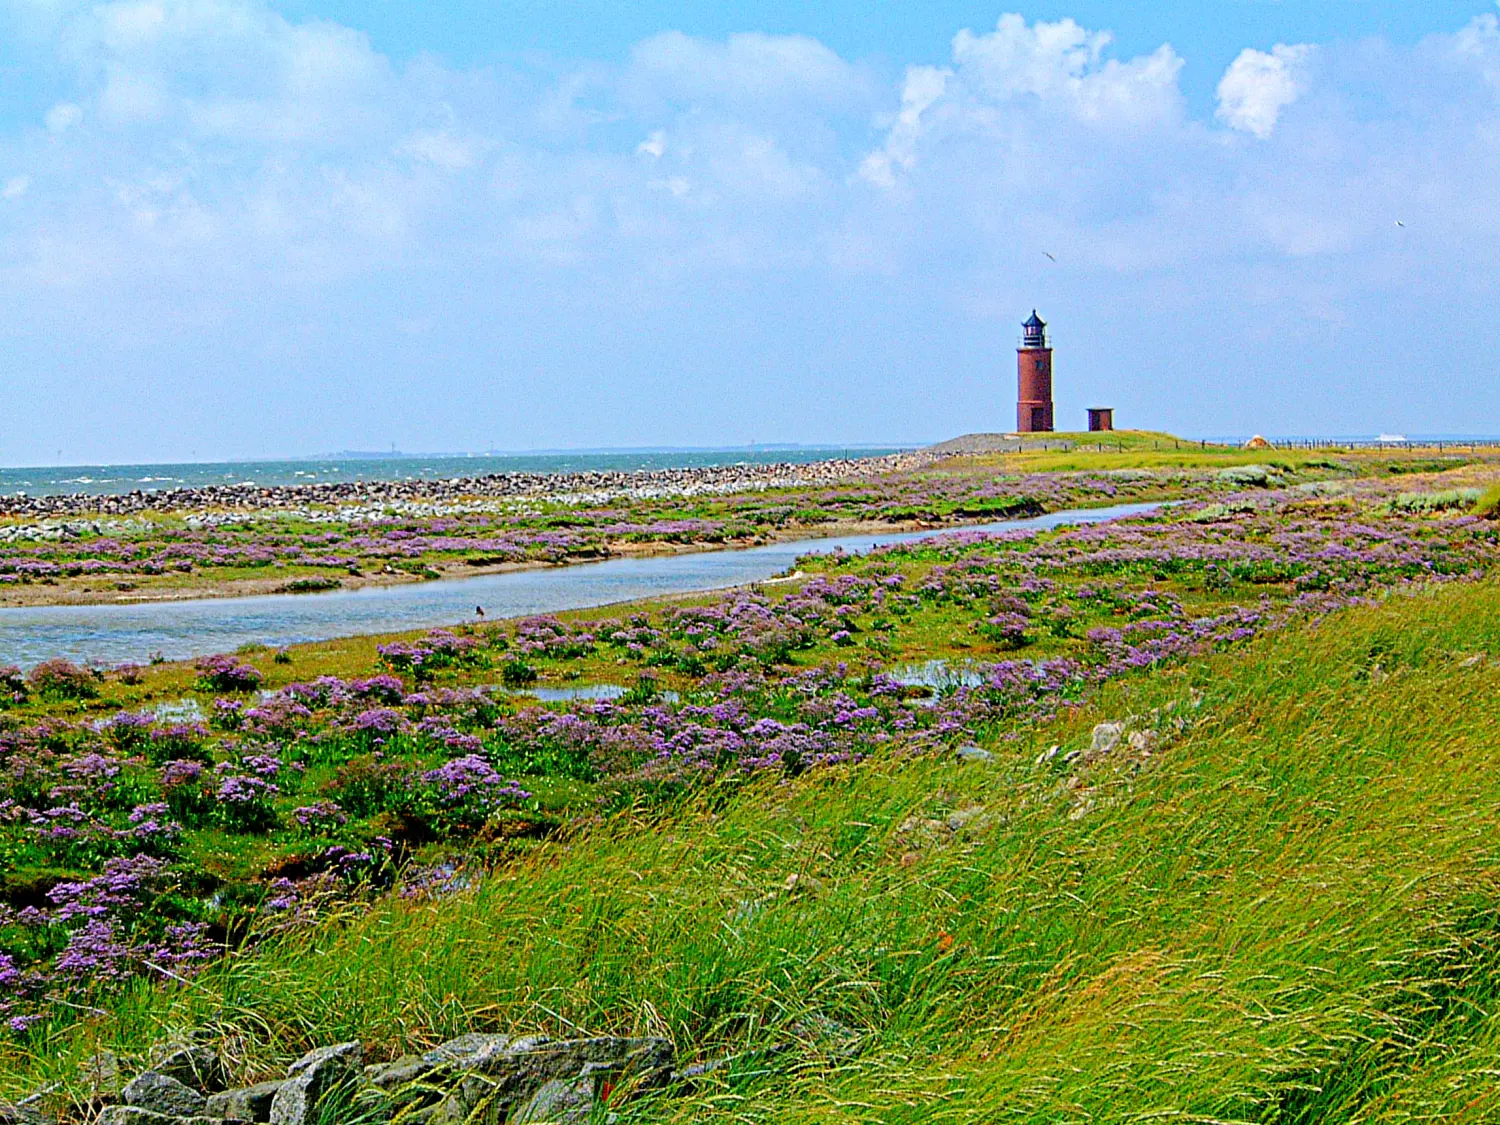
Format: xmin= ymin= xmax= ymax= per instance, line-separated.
xmin=1023 ymin=310 xmax=1046 ymax=329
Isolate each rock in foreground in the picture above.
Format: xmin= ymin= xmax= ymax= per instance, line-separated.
xmin=80 ymin=1032 xmax=676 ymax=1125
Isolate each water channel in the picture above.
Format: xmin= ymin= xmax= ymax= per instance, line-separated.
xmin=0 ymin=502 xmax=1160 ymax=668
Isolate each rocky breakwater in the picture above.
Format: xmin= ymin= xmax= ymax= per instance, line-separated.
xmin=0 ymin=453 xmax=936 ymax=520
xmin=8 ymin=1033 xmax=684 ymax=1125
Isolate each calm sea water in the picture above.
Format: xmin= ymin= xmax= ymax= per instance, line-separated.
xmin=0 ymin=448 xmax=908 ymax=499
xmin=0 ymin=503 xmax=1159 ymax=668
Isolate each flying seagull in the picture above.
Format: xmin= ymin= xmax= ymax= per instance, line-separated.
xmin=1044 ymin=251 xmax=1057 ymax=262
xmin=1395 ymin=220 xmax=1405 ymax=227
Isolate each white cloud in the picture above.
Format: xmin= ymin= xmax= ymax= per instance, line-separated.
xmin=2 ymin=175 xmax=31 ymax=198
xmin=100 ymin=66 xmax=165 ymax=122
xmin=860 ymin=15 xmax=1185 ymax=189
xmin=636 ymin=130 xmax=666 ymax=158
xmin=1216 ymin=43 xmax=1315 ymax=139
xmin=951 ymin=14 xmax=1184 ymax=126
xmin=626 ymin=30 xmax=865 ymax=109
xmin=56 ymin=0 xmax=393 ymax=142
xmin=859 ymin=66 xmax=948 ymax=188
xmin=395 ymin=129 xmax=480 ymax=170
xmin=1451 ymin=12 xmax=1500 ymax=88
xmin=44 ymin=102 xmax=83 ymax=132
xmin=95 ymin=0 xmax=169 ymax=48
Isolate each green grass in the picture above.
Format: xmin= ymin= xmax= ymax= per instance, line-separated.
xmin=937 ymin=432 xmax=1490 ymax=477
xmin=9 ymin=579 xmax=1500 ymax=1122
xmin=1383 ymin=488 xmax=1482 ymax=514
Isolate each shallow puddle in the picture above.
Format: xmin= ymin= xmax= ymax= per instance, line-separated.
xmin=504 ymin=683 xmax=626 ymax=702
xmin=151 ymin=698 xmax=206 ymax=722
xmin=889 ymin=659 xmax=987 ymax=691
xmin=496 ymin=683 xmax=682 ymax=704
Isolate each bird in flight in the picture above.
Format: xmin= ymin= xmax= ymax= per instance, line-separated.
xmin=1044 ymin=251 xmax=1057 ymax=262
xmin=1395 ymin=220 xmax=1405 ymax=227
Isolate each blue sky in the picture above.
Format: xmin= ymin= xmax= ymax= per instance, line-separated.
xmin=1 ymin=1 xmax=1499 ymax=463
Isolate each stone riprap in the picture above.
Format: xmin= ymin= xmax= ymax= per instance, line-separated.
xmin=57 ymin=1032 xmax=680 ymax=1125
xmin=0 ymin=454 xmax=934 ymax=521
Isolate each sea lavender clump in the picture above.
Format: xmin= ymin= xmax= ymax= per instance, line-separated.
xmin=378 ymin=629 xmax=484 ymax=679
xmin=419 ymin=755 xmax=531 ymax=831
xmin=214 ymin=773 xmax=280 ymax=832
xmin=195 ymin=654 xmax=264 ymax=692
xmin=292 ymin=800 xmax=348 ymax=834
xmin=26 ymin=658 xmax=98 ymax=700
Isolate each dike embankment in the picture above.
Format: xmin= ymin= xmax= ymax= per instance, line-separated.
xmin=0 ymin=452 xmax=939 ymax=520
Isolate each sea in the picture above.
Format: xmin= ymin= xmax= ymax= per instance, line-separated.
xmin=0 ymin=447 xmax=912 ymax=500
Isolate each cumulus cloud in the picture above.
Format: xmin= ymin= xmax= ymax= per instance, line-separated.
xmin=860 ymin=15 xmax=1185 ymax=189
xmin=57 ymin=0 xmax=393 ymax=142
xmin=951 ymin=14 xmax=1184 ymax=126
xmin=1216 ymin=43 xmax=1315 ymax=138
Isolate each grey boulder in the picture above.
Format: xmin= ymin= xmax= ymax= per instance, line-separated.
xmin=123 ymin=1073 xmax=207 ymax=1118
xmin=101 ymin=1110 xmax=232 ymax=1125
xmin=204 ymin=1081 xmax=284 ymax=1123
xmin=269 ymin=1043 xmax=363 ymax=1125
xmin=365 ymin=1056 xmax=431 ymax=1091
xmin=1090 ymin=722 xmax=1123 ymax=757
xmin=510 ymin=1075 xmax=593 ymax=1124
xmin=0 ymin=1100 xmax=51 ymax=1125
xmin=422 ymin=1033 xmax=536 ymax=1070
xmin=153 ymin=1047 xmax=231 ymax=1094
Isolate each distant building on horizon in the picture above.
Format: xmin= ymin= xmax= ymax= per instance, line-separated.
xmin=1016 ymin=310 xmax=1054 ymax=433
xmin=1087 ymin=407 xmax=1114 ymax=432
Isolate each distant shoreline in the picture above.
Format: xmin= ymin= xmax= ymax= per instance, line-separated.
xmin=0 ymin=446 xmax=917 ymax=501
xmin=0 ymin=451 xmax=935 ymax=520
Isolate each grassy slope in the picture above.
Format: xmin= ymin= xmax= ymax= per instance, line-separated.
xmin=11 ymin=579 xmax=1500 ymax=1122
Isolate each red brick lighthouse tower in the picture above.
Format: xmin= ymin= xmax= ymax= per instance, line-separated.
xmin=1016 ymin=310 xmax=1054 ymax=433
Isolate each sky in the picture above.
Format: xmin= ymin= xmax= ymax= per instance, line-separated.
xmin=2 ymin=1 xmax=1499 ymax=464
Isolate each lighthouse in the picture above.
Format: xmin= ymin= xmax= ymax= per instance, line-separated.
xmin=1016 ymin=310 xmax=1054 ymax=433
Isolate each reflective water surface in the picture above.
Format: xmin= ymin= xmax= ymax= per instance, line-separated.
xmin=0 ymin=446 xmax=908 ymax=498
xmin=889 ymin=660 xmax=987 ymax=691
xmin=0 ymin=503 xmax=1159 ymax=668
